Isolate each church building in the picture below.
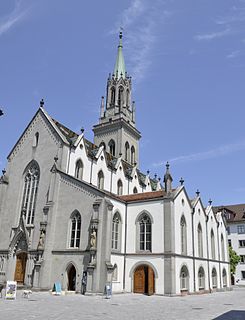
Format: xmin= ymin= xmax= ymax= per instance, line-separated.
xmin=0 ymin=33 xmax=230 ymax=295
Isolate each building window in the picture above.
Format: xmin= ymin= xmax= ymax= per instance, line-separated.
xmin=126 ymin=89 xmax=130 ymax=107
xmin=241 ymin=271 xmax=245 ymax=280
xmin=223 ymin=269 xmax=227 ymax=286
xmin=221 ymin=234 xmax=225 ymax=261
xmin=211 ymin=229 xmax=216 ymax=260
xmin=212 ymin=268 xmax=217 ymax=288
xmin=112 ymin=264 xmax=118 ymax=282
xmin=227 ymin=226 xmax=230 ymax=235
xmin=237 ymin=225 xmax=245 ymax=234
xmin=69 ymin=211 xmax=81 ymax=248
xmin=108 ymin=139 xmax=116 ymax=156
xmin=75 ymin=160 xmax=83 ymax=180
xmin=133 ymin=187 xmax=138 ymax=194
xmin=240 ymin=255 xmax=245 ymax=263
xmin=239 ymin=240 xmax=245 ymax=247
xmin=97 ymin=170 xmax=104 ymax=190
xmin=198 ymin=223 xmax=203 ymax=258
xmin=21 ymin=161 xmax=40 ymax=225
xmin=118 ymin=86 xmax=124 ymax=107
xmin=228 ymin=239 xmax=232 ymax=247
xmin=111 ymin=87 xmax=115 ymax=106
xmin=125 ymin=142 xmax=129 ymax=162
xmin=138 ymin=213 xmax=152 ymax=251
xmin=198 ymin=267 xmax=205 ymax=290
xmin=131 ymin=146 xmax=135 ymax=165
xmin=180 ymin=215 xmax=187 ymax=255
xmin=117 ymin=179 xmax=123 ymax=196
xmin=180 ymin=265 xmax=189 ymax=291
xmin=112 ymin=212 xmax=121 ymax=251
xmin=32 ymin=132 xmax=39 ymax=147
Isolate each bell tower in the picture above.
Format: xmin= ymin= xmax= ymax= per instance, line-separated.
xmin=93 ymin=32 xmax=141 ymax=166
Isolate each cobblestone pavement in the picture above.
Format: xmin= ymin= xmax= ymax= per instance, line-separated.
xmin=0 ymin=287 xmax=245 ymax=320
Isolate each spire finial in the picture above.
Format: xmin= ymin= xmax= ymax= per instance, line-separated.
xmin=40 ymin=98 xmax=44 ymax=108
xmin=196 ymin=189 xmax=200 ymax=197
xmin=208 ymin=198 xmax=212 ymax=206
xmin=180 ymin=177 xmax=184 ymax=186
xmin=114 ymin=30 xmax=126 ymax=78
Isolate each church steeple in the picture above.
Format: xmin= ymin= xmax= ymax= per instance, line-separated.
xmin=114 ymin=32 xmax=126 ymax=79
xmin=93 ymin=32 xmax=141 ymax=166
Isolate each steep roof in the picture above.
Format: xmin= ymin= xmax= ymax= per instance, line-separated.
xmin=119 ymin=190 xmax=167 ymax=202
xmin=114 ymin=32 xmax=126 ymax=78
xmin=213 ymin=204 xmax=245 ymax=222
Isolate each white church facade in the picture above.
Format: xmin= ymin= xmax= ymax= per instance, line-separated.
xmin=0 ymin=33 xmax=230 ymax=295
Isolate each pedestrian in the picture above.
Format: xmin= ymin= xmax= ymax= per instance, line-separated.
xmin=81 ymin=271 xmax=87 ymax=295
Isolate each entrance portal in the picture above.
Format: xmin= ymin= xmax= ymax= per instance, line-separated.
xmin=133 ymin=265 xmax=155 ymax=295
xmin=14 ymin=252 xmax=27 ymax=284
xmin=67 ymin=265 xmax=76 ymax=291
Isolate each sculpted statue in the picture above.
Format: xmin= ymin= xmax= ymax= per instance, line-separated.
xmin=90 ymin=229 xmax=97 ymax=249
xmin=37 ymin=230 xmax=45 ymax=249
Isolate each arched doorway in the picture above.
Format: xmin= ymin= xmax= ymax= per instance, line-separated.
xmin=14 ymin=252 xmax=27 ymax=284
xmin=67 ymin=264 xmax=76 ymax=291
xmin=133 ymin=265 xmax=155 ymax=295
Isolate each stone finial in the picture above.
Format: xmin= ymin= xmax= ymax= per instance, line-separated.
xmin=80 ymin=127 xmax=84 ymax=133
xmin=208 ymin=199 xmax=212 ymax=206
xmin=40 ymin=99 xmax=44 ymax=108
xmin=196 ymin=189 xmax=200 ymax=197
xmin=154 ymin=174 xmax=157 ymax=180
xmin=2 ymin=168 xmax=6 ymax=176
xmin=147 ymin=170 xmax=150 ymax=175
xmin=179 ymin=177 xmax=184 ymax=186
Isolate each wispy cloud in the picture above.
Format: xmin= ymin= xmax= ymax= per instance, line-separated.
xmin=194 ymin=28 xmax=230 ymax=41
xmin=111 ymin=0 xmax=172 ymax=83
xmin=0 ymin=0 xmax=30 ymax=37
xmin=226 ymin=50 xmax=241 ymax=58
xmin=153 ymin=140 xmax=245 ymax=167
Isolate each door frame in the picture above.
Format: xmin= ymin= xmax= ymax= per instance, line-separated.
xmin=132 ymin=263 xmax=156 ymax=295
xmin=14 ymin=252 xmax=27 ymax=284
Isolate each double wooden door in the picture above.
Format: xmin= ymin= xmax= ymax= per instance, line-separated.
xmin=14 ymin=252 xmax=27 ymax=283
xmin=134 ymin=265 xmax=154 ymax=295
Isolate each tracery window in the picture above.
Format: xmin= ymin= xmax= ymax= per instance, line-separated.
xmin=109 ymin=139 xmax=116 ymax=156
xmin=221 ymin=234 xmax=225 ymax=261
xmin=211 ymin=229 xmax=216 ymax=260
xmin=125 ymin=142 xmax=129 ymax=162
xmin=97 ymin=170 xmax=104 ymax=190
xmin=198 ymin=223 xmax=203 ymax=258
xmin=69 ymin=211 xmax=81 ymax=248
xmin=117 ymin=179 xmax=123 ymax=196
xmin=118 ymin=86 xmax=124 ymax=107
xmin=223 ymin=269 xmax=227 ymax=287
xmin=131 ymin=146 xmax=135 ymax=165
xmin=75 ymin=160 xmax=83 ymax=180
xmin=212 ymin=268 xmax=217 ymax=288
xmin=180 ymin=265 xmax=189 ymax=291
xmin=112 ymin=212 xmax=121 ymax=250
xmin=180 ymin=215 xmax=187 ymax=255
xmin=198 ymin=267 xmax=205 ymax=290
xmin=138 ymin=214 xmax=152 ymax=251
xmin=111 ymin=87 xmax=115 ymax=106
xmin=21 ymin=161 xmax=40 ymax=225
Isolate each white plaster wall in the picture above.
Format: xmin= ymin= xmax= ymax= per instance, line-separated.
xmin=126 ymin=200 xmax=164 ymax=253
xmin=207 ymin=208 xmax=219 ymax=260
xmin=174 ymin=190 xmax=193 ymax=256
xmin=111 ymin=254 xmax=124 ymax=292
xmin=125 ymin=256 xmax=165 ymax=294
xmin=193 ymin=200 xmax=208 ymax=258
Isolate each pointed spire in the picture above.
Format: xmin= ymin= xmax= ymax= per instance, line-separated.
xmin=164 ymin=162 xmax=173 ymax=193
xmin=114 ymin=31 xmax=126 ymax=79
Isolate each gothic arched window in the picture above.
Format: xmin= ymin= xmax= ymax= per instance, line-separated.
xmin=126 ymin=89 xmax=130 ymax=107
xmin=223 ymin=268 xmax=227 ymax=287
xmin=118 ymin=86 xmax=124 ymax=108
xmin=108 ymin=139 xmax=116 ymax=156
xmin=212 ymin=268 xmax=217 ymax=288
xmin=198 ymin=223 xmax=203 ymax=258
xmin=69 ymin=211 xmax=81 ymax=248
xmin=221 ymin=234 xmax=225 ymax=261
xmin=180 ymin=265 xmax=189 ymax=291
xmin=125 ymin=142 xmax=129 ymax=161
xmin=111 ymin=87 xmax=115 ymax=106
xmin=97 ymin=170 xmax=104 ymax=190
xmin=180 ymin=215 xmax=187 ymax=255
xmin=138 ymin=213 xmax=152 ymax=251
xmin=133 ymin=187 xmax=138 ymax=194
xmin=131 ymin=146 xmax=135 ymax=165
xmin=75 ymin=160 xmax=83 ymax=180
xmin=198 ymin=267 xmax=205 ymax=290
xmin=21 ymin=161 xmax=40 ymax=225
xmin=112 ymin=212 xmax=121 ymax=251
xmin=211 ymin=229 xmax=215 ymax=260
xmin=112 ymin=264 xmax=118 ymax=282
xmin=117 ymin=179 xmax=123 ymax=196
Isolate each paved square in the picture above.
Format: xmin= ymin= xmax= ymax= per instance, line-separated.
xmin=0 ymin=287 xmax=245 ymax=320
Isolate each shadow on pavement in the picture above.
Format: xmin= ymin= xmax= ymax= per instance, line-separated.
xmin=213 ymin=310 xmax=245 ymax=320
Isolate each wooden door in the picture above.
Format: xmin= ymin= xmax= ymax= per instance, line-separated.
xmin=148 ymin=267 xmax=154 ymax=295
xmin=14 ymin=253 xmax=27 ymax=283
xmin=134 ymin=266 xmax=145 ymax=293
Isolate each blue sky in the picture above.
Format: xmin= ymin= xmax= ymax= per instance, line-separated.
xmin=0 ymin=0 xmax=245 ymax=206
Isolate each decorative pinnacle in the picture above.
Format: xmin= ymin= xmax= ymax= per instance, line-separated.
xmin=2 ymin=168 xmax=6 ymax=175
xmin=154 ymin=173 xmax=157 ymax=179
xmin=40 ymin=99 xmax=44 ymax=108
xmin=80 ymin=127 xmax=84 ymax=133
xmin=166 ymin=161 xmax=170 ymax=170
xmin=147 ymin=170 xmax=150 ymax=175
xmin=179 ymin=177 xmax=184 ymax=186
xmin=208 ymin=199 xmax=212 ymax=205
xmin=196 ymin=189 xmax=200 ymax=196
